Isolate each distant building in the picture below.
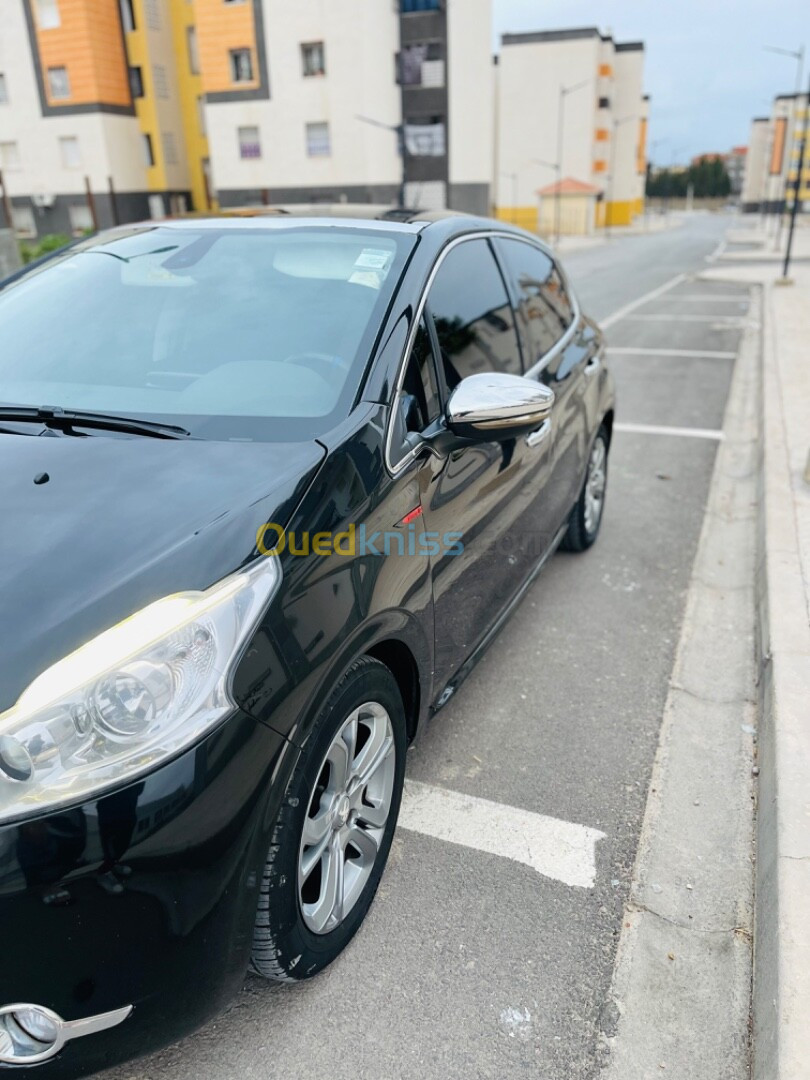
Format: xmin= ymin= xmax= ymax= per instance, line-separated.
xmin=741 ymin=92 xmax=809 ymax=213
xmin=494 ymin=27 xmax=648 ymax=234
xmin=725 ymin=147 xmax=746 ymax=195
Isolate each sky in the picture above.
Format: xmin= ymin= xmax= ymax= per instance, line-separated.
xmin=493 ymin=0 xmax=809 ymax=164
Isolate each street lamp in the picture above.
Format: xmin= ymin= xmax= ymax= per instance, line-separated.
xmin=555 ymin=79 xmax=589 ymax=245
xmin=781 ymin=67 xmax=810 ymax=281
xmin=764 ymin=44 xmax=805 ymax=246
xmin=607 ymin=115 xmax=637 ymax=235
xmin=356 ymin=113 xmax=407 ymax=208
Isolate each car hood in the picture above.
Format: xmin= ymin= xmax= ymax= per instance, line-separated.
xmin=0 ymin=433 xmax=325 ymax=712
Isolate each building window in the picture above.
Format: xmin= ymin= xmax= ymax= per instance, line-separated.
xmin=301 ymin=42 xmax=326 ymax=77
xmin=229 ymin=48 xmax=253 ymax=83
xmin=47 ymin=66 xmax=71 ymax=100
xmin=11 ymin=206 xmax=37 ymax=239
xmin=398 ymin=42 xmax=444 ymax=87
xmin=162 ymin=132 xmax=178 ymax=165
xmin=0 ymin=141 xmax=21 ymax=170
xmin=0 ymin=74 xmax=8 ymax=104
xmin=400 ymin=0 xmax=439 ymax=11
xmin=404 ymin=117 xmax=446 ymax=157
xmin=238 ymin=125 xmax=261 ymax=159
xmin=306 ymin=121 xmax=331 ymax=157
xmin=186 ymin=27 xmax=200 ymax=74
xmin=59 ymin=136 xmax=81 ymax=169
xmin=119 ymin=0 xmax=135 ymax=32
xmin=68 ymin=204 xmax=94 ymax=236
xmin=153 ymin=64 xmax=169 ymax=98
xmin=144 ymin=0 xmax=160 ymax=30
xmin=197 ymin=95 xmax=206 ymax=135
xmin=35 ymin=0 xmax=60 ymax=30
xmin=148 ymin=193 xmax=166 ymax=220
xmin=142 ymin=132 xmax=155 ymax=167
xmin=129 ymin=66 xmax=144 ymax=98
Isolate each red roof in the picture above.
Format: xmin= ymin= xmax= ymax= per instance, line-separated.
xmin=537 ymin=176 xmax=601 ymax=196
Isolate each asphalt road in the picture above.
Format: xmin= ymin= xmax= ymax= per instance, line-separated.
xmin=101 ymin=213 xmax=747 ymax=1080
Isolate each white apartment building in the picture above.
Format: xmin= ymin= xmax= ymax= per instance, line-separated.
xmin=203 ymin=0 xmax=494 ymax=216
xmin=494 ymin=27 xmax=648 ymax=234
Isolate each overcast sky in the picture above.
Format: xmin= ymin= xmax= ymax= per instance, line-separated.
xmin=493 ymin=0 xmax=809 ymax=163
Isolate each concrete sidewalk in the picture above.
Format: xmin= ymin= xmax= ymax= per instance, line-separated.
xmin=703 ymin=223 xmax=810 ymax=1080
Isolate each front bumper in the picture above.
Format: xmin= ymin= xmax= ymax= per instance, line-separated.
xmin=0 ymin=709 xmax=294 ymax=1077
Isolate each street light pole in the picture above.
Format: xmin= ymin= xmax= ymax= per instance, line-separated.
xmin=555 ymin=79 xmax=589 ymax=246
xmin=356 ymin=113 xmax=407 ymax=208
xmin=765 ymin=45 xmax=805 ymax=247
xmin=781 ymin=68 xmax=810 ymax=280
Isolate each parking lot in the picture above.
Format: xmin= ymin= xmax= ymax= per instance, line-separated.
xmin=100 ymin=214 xmax=749 ymax=1080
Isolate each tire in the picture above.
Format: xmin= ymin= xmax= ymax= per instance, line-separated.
xmin=250 ymin=656 xmax=407 ymax=982
xmin=561 ymin=425 xmax=609 ymax=553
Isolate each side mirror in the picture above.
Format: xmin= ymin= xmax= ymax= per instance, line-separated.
xmin=446 ymin=373 xmax=555 ymax=442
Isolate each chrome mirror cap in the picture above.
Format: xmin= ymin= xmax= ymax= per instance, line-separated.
xmin=446 ymin=373 xmax=555 ymax=440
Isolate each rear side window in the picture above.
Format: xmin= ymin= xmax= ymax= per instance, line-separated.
xmin=426 ymin=238 xmax=522 ymax=389
xmin=496 ymin=238 xmax=575 ymax=368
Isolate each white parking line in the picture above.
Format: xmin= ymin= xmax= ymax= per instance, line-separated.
xmin=655 ymin=295 xmax=748 ymax=303
xmin=600 ymin=273 xmax=687 ymax=329
xmin=622 ymin=314 xmax=745 ymax=324
xmin=614 ymin=422 xmax=724 ymax=441
xmin=398 ymin=779 xmax=604 ymax=889
xmin=606 ymin=347 xmax=737 ymax=359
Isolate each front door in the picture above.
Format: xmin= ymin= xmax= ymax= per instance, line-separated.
xmin=413 ymin=238 xmax=557 ymax=688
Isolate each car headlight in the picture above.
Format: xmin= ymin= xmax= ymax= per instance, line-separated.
xmin=0 ymin=557 xmax=280 ymax=824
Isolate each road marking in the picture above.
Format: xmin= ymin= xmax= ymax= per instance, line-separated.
xmin=706 ymin=238 xmax=727 ymax=262
xmin=614 ymin=422 xmax=724 ymax=441
xmin=606 ymin=347 xmax=737 ymax=359
xmin=398 ymin=779 xmax=604 ymax=889
xmin=655 ymin=295 xmax=748 ymax=303
xmin=622 ymin=313 xmax=745 ymax=324
xmin=600 ymin=272 xmax=687 ymax=329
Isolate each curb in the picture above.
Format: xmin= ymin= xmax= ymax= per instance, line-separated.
xmin=753 ymin=280 xmax=810 ymax=1080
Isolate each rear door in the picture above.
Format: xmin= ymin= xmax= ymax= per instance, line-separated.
xmin=494 ymin=237 xmax=600 ymax=535
xmin=399 ymin=237 xmax=556 ymax=688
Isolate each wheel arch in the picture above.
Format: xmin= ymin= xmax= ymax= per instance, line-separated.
xmin=365 ymin=637 xmax=421 ymax=744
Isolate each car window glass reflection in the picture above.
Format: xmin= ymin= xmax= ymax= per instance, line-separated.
xmin=427 ymin=240 xmax=522 ymax=389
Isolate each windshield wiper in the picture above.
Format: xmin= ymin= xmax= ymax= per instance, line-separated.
xmin=0 ymin=406 xmax=191 ymax=439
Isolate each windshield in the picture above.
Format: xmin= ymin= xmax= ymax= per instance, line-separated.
xmin=0 ymin=224 xmax=415 ymax=441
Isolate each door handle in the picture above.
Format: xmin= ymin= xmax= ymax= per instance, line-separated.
xmin=525 ymin=418 xmax=551 ymax=448
xmin=584 ymin=355 xmax=600 ymax=376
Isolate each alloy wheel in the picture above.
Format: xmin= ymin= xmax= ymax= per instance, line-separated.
xmin=584 ymin=438 xmax=607 ymax=535
xmin=298 ymin=702 xmax=396 ymax=935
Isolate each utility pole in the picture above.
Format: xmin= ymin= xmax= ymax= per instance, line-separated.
xmin=781 ymin=68 xmax=810 ymax=281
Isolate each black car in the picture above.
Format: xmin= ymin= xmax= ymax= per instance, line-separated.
xmin=0 ymin=208 xmax=613 ymax=1075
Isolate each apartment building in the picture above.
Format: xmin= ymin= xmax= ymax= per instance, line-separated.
xmin=0 ymin=0 xmax=201 ymax=239
xmin=741 ymin=92 xmax=809 ymax=214
xmin=494 ymin=27 xmax=648 ymax=234
xmin=0 ymin=0 xmax=493 ymax=237
xmin=199 ymin=0 xmax=493 ymax=215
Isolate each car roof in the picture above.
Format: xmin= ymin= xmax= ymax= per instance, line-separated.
xmin=141 ymin=204 xmax=482 ymax=236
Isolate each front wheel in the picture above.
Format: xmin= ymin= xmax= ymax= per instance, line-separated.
xmin=561 ymin=425 xmax=609 ymax=552
xmin=251 ymin=656 xmax=406 ymax=982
